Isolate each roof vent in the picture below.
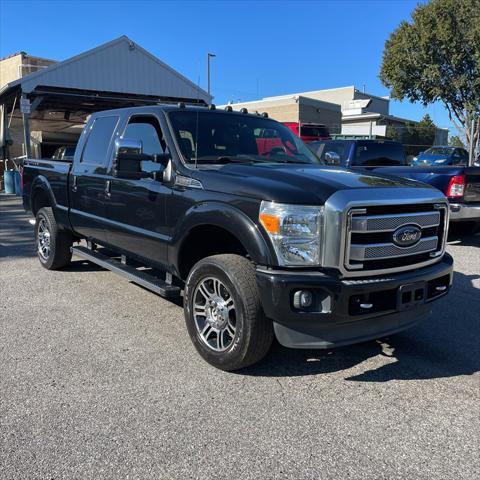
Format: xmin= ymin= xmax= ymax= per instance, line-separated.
xmin=208 ymin=104 xmax=216 ymax=110
xmin=261 ymin=112 xmax=269 ymax=118
xmin=225 ymin=105 xmax=233 ymax=112
xmin=240 ymin=108 xmax=248 ymax=114
xmin=177 ymin=102 xmax=185 ymax=109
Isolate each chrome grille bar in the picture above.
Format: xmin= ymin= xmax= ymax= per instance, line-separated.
xmin=351 ymin=211 xmax=441 ymax=232
xmin=350 ymin=237 xmax=438 ymax=261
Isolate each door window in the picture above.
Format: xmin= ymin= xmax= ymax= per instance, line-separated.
xmin=81 ymin=116 xmax=119 ymax=166
xmin=123 ymin=116 xmax=165 ymax=173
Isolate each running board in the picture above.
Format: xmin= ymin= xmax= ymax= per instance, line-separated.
xmin=72 ymin=246 xmax=181 ymax=298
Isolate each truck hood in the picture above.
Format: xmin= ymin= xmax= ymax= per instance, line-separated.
xmin=195 ymin=163 xmax=430 ymax=203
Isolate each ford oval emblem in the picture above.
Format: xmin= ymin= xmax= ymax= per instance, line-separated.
xmin=392 ymin=225 xmax=422 ymax=247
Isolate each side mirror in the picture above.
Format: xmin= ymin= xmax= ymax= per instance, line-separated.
xmin=324 ymin=151 xmax=341 ymax=165
xmin=113 ymin=138 xmax=170 ymax=179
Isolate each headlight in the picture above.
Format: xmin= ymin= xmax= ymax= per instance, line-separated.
xmin=259 ymin=201 xmax=324 ymax=266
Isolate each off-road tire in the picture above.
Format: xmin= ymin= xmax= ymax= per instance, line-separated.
xmin=184 ymin=254 xmax=273 ymax=371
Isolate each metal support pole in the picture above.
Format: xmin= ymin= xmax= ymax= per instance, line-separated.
xmin=207 ymin=53 xmax=216 ymax=98
xmin=21 ymin=94 xmax=32 ymax=159
xmin=469 ymin=117 xmax=475 ymax=166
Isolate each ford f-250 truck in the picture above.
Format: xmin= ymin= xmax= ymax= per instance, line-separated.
xmin=22 ymin=104 xmax=453 ymax=371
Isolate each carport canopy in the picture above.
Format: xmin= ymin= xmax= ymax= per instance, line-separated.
xmin=0 ymin=36 xmax=211 ymax=162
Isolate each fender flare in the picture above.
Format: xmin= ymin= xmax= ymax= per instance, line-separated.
xmin=171 ymin=202 xmax=275 ymax=273
xmin=30 ymin=176 xmax=56 ymax=213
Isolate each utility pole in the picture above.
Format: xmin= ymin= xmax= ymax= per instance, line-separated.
xmin=207 ymin=53 xmax=216 ymax=98
xmin=469 ymin=117 xmax=475 ymax=166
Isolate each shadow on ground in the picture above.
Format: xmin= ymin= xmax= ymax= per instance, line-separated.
xmin=447 ymin=225 xmax=480 ymax=247
xmin=0 ymin=194 xmax=36 ymax=259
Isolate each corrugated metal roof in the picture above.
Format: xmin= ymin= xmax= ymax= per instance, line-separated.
xmin=2 ymin=36 xmax=211 ymax=102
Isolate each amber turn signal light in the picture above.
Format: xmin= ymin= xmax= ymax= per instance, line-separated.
xmin=259 ymin=213 xmax=280 ymax=234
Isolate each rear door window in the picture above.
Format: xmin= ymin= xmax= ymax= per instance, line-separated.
xmin=352 ymin=142 xmax=406 ymax=166
xmin=81 ymin=116 xmax=119 ymax=166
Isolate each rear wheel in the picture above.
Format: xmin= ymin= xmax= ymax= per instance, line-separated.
xmin=184 ymin=254 xmax=273 ymax=371
xmin=35 ymin=207 xmax=72 ymax=270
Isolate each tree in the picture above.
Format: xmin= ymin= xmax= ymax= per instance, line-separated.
xmin=386 ymin=114 xmax=437 ymax=154
xmin=380 ymin=0 xmax=480 ymax=162
xmin=449 ymin=135 xmax=465 ymax=148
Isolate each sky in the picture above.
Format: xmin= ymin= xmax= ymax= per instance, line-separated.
xmin=0 ymin=0 xmax=452 ymax=131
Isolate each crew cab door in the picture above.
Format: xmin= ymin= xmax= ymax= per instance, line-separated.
xmin=69 ymin=115 xmax=120 ymax=243
xmin=104 ymin=114 xmax=171 ymax=268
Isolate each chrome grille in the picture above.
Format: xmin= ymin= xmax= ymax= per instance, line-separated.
xmin=345 ymin=203 xmax=448 ymax=273
xmin=351 ymin=211 xmax=441 ymax=232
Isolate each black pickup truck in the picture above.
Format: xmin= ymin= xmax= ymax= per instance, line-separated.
xmin=23 ymin=105 xmax=453 ymax=370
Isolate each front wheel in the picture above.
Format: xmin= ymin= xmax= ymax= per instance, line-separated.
xmin=35 ymin=207 xmax=72 ymax=270
xmin=184 ymin=254 xmax=273 ymax=371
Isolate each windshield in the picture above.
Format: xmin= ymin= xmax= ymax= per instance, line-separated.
xmin=168 ymin=110 xmax=322 ymax=165
xmin=424 ymin=147 xmax=454 ymax=156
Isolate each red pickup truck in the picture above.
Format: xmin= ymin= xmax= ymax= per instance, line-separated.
xmin=283 ymin=122 xmax=330 ymax=143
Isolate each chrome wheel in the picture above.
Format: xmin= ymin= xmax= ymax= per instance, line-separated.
xmin=37 ymin=218 xmax=51 ymax=260
xmin=193 ymin=277 xmax=236 ymax=352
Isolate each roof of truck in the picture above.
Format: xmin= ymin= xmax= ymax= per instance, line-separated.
xmin=91 ymin=104 xmax=275 ymax=119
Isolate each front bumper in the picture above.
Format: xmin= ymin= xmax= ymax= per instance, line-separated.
xmin=256 ymin=254 xmax=453 ymax=349
xmin=449 ymin=203 xmax=480 ymax=222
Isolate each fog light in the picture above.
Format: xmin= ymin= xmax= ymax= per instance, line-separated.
xmin=293 ymin=290 xmax=313 ymax=309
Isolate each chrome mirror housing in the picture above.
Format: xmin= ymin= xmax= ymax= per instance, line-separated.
xmin=115 ymin=138 xmax=143 ymax=157
xmin=324 ymin=151 xmax=341 ymax=165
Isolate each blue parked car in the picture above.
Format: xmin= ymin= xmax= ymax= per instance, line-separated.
xmin=412 ymin=146 xmax=469 ymax=166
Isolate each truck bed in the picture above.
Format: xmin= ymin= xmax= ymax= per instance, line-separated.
xmin=370 ymin=165 xmax=480 ymax=204
xmin=22 ymin=158 xmax=72 ymax=219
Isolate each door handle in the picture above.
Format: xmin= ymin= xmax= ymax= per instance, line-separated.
xmin=105 ymin=180 xmax=111 ymax=198
xmin=72 ymin=175 xmax=78 ymax=192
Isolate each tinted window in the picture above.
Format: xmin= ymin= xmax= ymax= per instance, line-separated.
xmin=453 ymin=148 xmax=468 ymax=165
xmin=310 ymin=141 xmax=350 ymax=164
xmin=352 ymin=142 xmax=406 ymax=166
xmin=64 ymin=147 xmax=76 ymax=158
xmin=82 ymin=116 xmax=119 ymax=165
xmin=299 ymin=126 xmax=329 ymax=138
xmin=124 ymin=121 xmax=163 ymax=155
xmin=123 ymin=116 xmax=165 ymax=173
xmin=168 ymin=111 xmax=321 ymax=165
